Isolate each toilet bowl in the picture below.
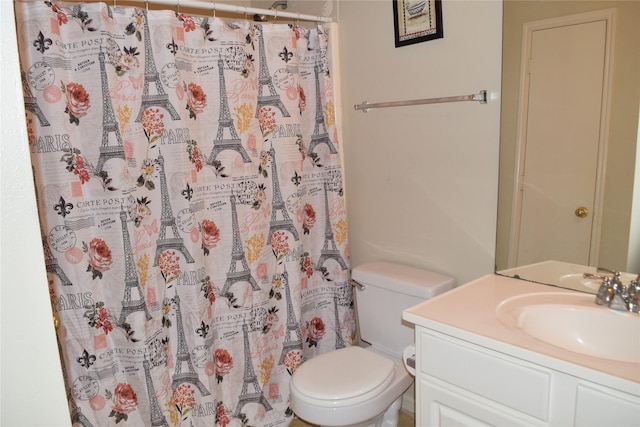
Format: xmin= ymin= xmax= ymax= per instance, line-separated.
xmin=290 ymin=346 xmax=412 ymax=427
xmin=290 ymin=262 xmax=454 ymax=427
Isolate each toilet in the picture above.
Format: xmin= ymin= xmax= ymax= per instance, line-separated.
xmin=290 ymin=261 xmax=455 ymax=427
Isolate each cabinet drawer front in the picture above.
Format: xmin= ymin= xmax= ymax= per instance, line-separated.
xmin=575 ymin=383 xmax=640 ymax=426
xmin=420 ymin=330 xmax=551 ymax=420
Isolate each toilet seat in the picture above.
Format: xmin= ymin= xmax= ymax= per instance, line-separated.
xmin=290 ymin=346 xmax=395 ymax=407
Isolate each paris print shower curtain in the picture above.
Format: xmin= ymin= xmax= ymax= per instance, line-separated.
xmin=15 ymin=1 xmax=354 ymax=425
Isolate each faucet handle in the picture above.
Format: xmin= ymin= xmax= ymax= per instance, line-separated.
xmin=595 ymin=277 xmax=614 ymax=306
xmin=627 ymin=277 xmax=640 ymax=313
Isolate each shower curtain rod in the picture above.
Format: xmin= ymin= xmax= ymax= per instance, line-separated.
xmin=354 ymin=90 xmax=488 ymax=112
xmin=80 ymin=0 xmax=333 ymax=22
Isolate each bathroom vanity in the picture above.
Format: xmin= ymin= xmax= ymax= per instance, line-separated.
xmin=403 ymin=274 xmax=640 ymax=426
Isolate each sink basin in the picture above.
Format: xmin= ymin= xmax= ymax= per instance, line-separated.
xmin=497 ymin=292 xmax=640 ymax=363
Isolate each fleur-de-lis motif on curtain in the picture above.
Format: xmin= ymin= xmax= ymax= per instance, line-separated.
xmin=166 ymin=38 xmax=178 ymax=55
xmin=54 ymin=196 xmax=73 ymax=217
xmin=279 ymin=46 xmax=293 ymax=63
xmin=77 ymin=349 xmax=96 ymax=368
xmin=291 ymin=171 xmax=301 ymax=186
xmin=181 ymin=183 xmax=193 ymax=201
xmin=196 ymin=321 xmax=209 ymax=338
xmin=33 ymin=31 xmax=52 ymax=54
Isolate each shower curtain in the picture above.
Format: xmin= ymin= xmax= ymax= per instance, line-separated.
xmin=15 ymin=1 xmax=354 ymax=425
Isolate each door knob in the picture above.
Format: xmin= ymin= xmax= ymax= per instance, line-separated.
xmin=575 ymin=207 xmax=589 ymax=218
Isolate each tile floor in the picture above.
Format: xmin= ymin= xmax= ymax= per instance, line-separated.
xmin=290 ymin=410 xmax=414 ymax=427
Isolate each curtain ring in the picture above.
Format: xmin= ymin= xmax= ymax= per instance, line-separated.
xmin=146 ymin=0 xmax=149 ymax=11
xmin=244 ymin=5 xmax=248 ymax=20
xmin=212 ymin=1 xmax=216 ymax=19
xmin=177 ymin=0 xmax=180 ymax=14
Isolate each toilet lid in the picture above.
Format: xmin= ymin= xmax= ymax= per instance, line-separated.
xmin=291 ymin=346 xmax=395 ymax=403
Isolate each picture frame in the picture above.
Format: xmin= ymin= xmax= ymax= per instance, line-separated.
xmin=392 ymin=0 xmax=444 ymax=47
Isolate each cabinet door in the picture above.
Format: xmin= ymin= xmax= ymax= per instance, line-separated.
xmin=419 ymin=379 xmax=544 ymax=426
xmin=574 ymin=383 xmax=640 ymax=427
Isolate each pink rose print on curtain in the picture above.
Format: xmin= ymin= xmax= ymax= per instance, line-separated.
xmin=62 ymin=81 xmax=90 ymax=125
xmin=45 ymin=1 xmax=97 ymax=31
xmin=167 ymin=383 xmax=196 ymax=424
xmin=61 ymin=147 xmax=91 ymax=184
xmin=200 ymin=219 xmax=220 ymax=255
xmin=84 ymin=302 xmax=113 ymax=335
xmin=299 ymin=252 xmax=314 ymax=279
xmin=301 ymin=203 xmax=316 ymax=235
xmin=283 ymin=349 xmax=303 ymax=375
xmin=184 ymin=82 xmax=207 ymax=119
xmin=214 ymin=348 xmax=233 ymax=383
xmin=84 ymin=238 xmax=112 ymax=279
xmin=177 ymin=13 xmax=216 ymax=41
xmin=306 ymin=317 xmax=326 ymax=347
xmin=187 ymin=139 xmax=228 ymax=177
xmin=258 ymin=106 xmax=276 ymax=140
xmin=186 ymin=139 xmax=204 ymax=172
xmin=177 ymin=13 xmax=196 ymax=32
xmin=158 ymin=250 xmax=181 ymax=284
xmin=85 ymin=301 xmax=138 ymax=341
xmin=60 ymin=146 xmax=115 ymax=190
xmin=200 ymin=276 xmax=217 ymax=305
xmin=270 ymin=231 xmax=289 ymax=263
xmin=108 ymin=382 xmax=138 ymax=424
xmin=141 ymin=107 xmax=165 ymax=144
xmin=215 ymin=402 xmax=231 ymax=427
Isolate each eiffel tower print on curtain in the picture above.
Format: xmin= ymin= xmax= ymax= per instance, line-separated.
xmin=278 ymin=268 xmax=302 ymax=364
xmin=235 ymin=323 xmax=273 ymax=416
xmin=307 ymin=61 xmax=337 ymax=157
xmin=171 ymin=294 xmax=210 ymax=395
xmin=42 ymin=230 xmax=73 ymax=286
xmin=118 ymin=207 xmax=152 ymax=325
xmin=221 ymin=194 xmax=260 ymax=295
xmin=142 ymin=357 xmax=171 ymax=426
xmin=153 ymin=150 xmax=195 ymax=266
xmin=333 ymin=283 xmax=350 ymax=350
xmin=317 ymin=178 xmax=348 ymax=270
xmin=21 ymin=69 xmax=49 ymax=126
xmin=254 ymin=24 xmax=289 ymax=118
xmin=135 ymin=9 xmax=180 ymax=122
xmin=32 ymin=172 xmax=73 ymax=286
xmin=96 ymin=50 xmax=126 ymax=174
xmin=267 ymin=147 xmax=298 ymax=245
xmin=208 ymin=59 xmax=252 ymax=165
xmin=55 ymin=335 xmax=94 ymax=427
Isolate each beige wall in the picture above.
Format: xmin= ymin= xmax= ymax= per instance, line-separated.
xmin=337 ymin=0 xmax=503 ymax=285
xmin=496 ymin=0 xmax=640 ymax=272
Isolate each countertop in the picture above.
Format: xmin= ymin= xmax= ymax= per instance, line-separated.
xmin=403 ymin=274 xmax=640 ymax=395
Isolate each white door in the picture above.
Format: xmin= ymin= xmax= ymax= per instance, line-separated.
xmin=514 ymin=16 xmax=610 ymax=267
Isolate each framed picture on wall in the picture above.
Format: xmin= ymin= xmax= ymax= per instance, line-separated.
xmin=393 ymin=0 xmax=443 ymax=47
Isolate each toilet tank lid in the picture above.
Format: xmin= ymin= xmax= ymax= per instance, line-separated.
xmin=352 ymin=262 xmax=455 ymax=298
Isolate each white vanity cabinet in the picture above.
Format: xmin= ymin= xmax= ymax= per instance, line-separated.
xmin=403 ymin=274 xmax=640 ymax=427
xmin=415 ymin=328 xmax=639 ymax=426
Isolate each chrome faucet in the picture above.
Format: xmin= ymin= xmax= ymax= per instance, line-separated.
xmin=586 ymin=270 xmax=640 ymax=313
xmin=627 ymin=276 xmax=640 ymax=313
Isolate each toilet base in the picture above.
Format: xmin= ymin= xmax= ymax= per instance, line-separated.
xmin=307 ymin=396 xmax=403 ymax=427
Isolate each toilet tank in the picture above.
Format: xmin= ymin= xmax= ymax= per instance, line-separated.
xmin=352 ymin=262 xmax=454 ymax=356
